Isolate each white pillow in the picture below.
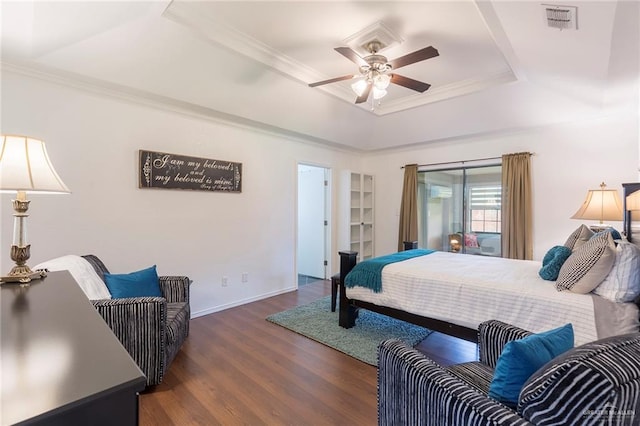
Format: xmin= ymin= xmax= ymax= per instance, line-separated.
xmin=34 ymin=255 xmax=112 ymax=300
xmin=593 ymin=241 xmax=640 ymax=302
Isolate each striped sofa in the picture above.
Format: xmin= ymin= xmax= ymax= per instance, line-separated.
xmin=378 ymin=320 xmax=640 ymax=425
xmin=83 ymin=255 xmax=191 ymax=387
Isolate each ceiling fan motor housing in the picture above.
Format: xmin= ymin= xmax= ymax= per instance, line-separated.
xmin=365 ymin=54 xmax=388 ymax=67
xmin=360 ymin=55 xmax=391 ymax=75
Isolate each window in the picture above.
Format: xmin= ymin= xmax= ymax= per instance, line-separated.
xmin=417 ymin=165 xmax=502 ymax=257
xmin=469 ymin=185 xmax=501 ymax=233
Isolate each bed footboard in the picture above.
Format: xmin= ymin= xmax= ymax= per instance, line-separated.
xmin=338 ymin=250 xmax=359 ymax=328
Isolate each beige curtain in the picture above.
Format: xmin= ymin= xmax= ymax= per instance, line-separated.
xmin=501 ymin=152 xmax=533 ymax=260
xmin=398 ymin=164 xmax=418 ymax=251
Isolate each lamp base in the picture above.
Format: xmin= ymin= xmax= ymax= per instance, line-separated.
xmin=0 ymin=269 xmax=47 ymax=284
xmin=1 ymin=242 xmax=46 ymax=284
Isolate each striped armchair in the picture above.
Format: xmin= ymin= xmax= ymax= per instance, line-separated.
xmin=82 ymin=255 xmax=191 ymax=387
xmin=378 ymin=320 xmax=640 ymax=425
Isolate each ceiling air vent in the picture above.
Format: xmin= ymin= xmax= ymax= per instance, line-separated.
xmin=542 ymin=4 xmax=577 ymax=30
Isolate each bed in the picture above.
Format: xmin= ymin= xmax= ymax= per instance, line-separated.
xmin=338 ymin=185 xmax=640 ymax=344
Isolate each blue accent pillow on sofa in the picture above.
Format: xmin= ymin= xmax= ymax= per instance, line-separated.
xmin=104 ymin=265 xmax=162 ymax=298
xmin=539 ymin=246 xmax=573 ymax=281
xmin=488 ymin=323 xmax=574 ymax=408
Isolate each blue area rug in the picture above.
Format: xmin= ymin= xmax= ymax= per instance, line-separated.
xmin=266 ymin=296 xmax=432 ymax=366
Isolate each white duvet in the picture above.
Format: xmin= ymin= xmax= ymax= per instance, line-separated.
xmin=345 ymin=251 xmax=639 ymax=346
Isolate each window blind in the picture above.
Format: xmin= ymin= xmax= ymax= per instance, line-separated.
xmin=470 ymin=186 xmax=501 ymax=209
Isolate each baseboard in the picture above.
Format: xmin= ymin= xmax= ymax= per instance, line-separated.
xmin=191 ymin=286 xmax=297 ymax=318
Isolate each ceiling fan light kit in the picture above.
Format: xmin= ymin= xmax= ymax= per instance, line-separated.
xmin=372 ymin=87 xmax=387 ymax=100
xmin=374 ymin=73 xmax=391 ymax=89
xmin=351 ymin=66 xmax=392 ymax=98
xmin=351 ymin=79 xmax=368 ymax=97
xmin=309 ymin=38 xmax=439 ymax=105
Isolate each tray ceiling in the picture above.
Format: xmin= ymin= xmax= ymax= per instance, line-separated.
xmin=1 ymin=1 xmax=637 ymax=151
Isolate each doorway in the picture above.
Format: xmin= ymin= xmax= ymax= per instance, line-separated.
xmin=297 ymin=164 xmax=330 ymax=286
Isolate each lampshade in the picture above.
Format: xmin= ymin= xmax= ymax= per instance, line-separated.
xmin=372 ymin=87 xmax=387 ymax=100
xmin=571 ymin=182 xmax=623 ymax=223
xmin=373 ymin=73 xmax=391 ymax=90
xmin=351 ymin=79 xmax=368 ymax=97
xmin=0 ymin=135 xmax=70 ymax=193
xmin=627 ymin=191 xmax=640 ymax=211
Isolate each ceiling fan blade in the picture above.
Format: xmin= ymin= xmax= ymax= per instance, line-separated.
xmin=355 ymin=82 xmax=372 ymax=104
xmin=308 ymin=74 xmax=355 ymax=87
xmin=391 ymin=74 xmax=431 ymax=93
xmin=334 ymin=47 xmax=368 ymax=68
xmin=388 ymin=46 xmax=439 ymax=70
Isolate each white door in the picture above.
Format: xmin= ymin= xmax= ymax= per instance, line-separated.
xmin=297 ymin=164 xmax=328 ymax=280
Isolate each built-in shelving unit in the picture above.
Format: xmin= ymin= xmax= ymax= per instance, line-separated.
xmin=348 ymin=172 xmax=374 ymax=262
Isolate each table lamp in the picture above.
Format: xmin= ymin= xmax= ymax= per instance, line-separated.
xmin=0 ymin=135 xmax=70 ymax=283
xmin=571 ymin=182 xmax=623 ymax=232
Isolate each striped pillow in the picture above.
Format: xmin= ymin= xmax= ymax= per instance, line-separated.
xmin=519 ymin=333 xmax=640 ymax=423
xmin=564 ymin=224 xmax=594 ymax=251
xmin=556 ymin=231 xmax=616 ymax=293
xmin=593 ymin=240 xmax=640 ymax=302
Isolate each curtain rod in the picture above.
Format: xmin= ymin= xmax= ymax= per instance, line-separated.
xmin=400 ymin=152 xmax=535 ymax=169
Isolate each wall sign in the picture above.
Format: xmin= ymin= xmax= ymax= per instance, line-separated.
xmin=139 ymin=150 xmax=242 ymax=193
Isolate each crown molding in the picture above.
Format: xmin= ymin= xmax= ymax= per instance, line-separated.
xmin=371 ymin=70 xmax=517 ymax=115
xmin=1 ymin=61 xmax=363 ymax=154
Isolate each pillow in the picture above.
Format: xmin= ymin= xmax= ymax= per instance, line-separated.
xmin=556 ymin=231 xmax=616 ymax=293
xmin=564 ymin=224 xmax=594 ymax=251
xmin=465 ymin=233 xmax=479 ymax=248
xmin=104 ymin=265 xmax=162 ymax=298
xmin=539 ymin=246 xmax=573 ymax=281
xmin=592 ymin=227 xmax=622 ymax=242
xmin=593 ymin=240 xmax=640 ymax=302
xmin=488 ymin=323 xmax=574 ymax=408
xmin=34 ymin=255 xmax=111 ymax=300
xmin=519 ymin=332 xmax=640 ymax=422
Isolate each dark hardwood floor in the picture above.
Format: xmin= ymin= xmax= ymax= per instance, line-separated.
xmin=139 ymin=279 xmax=477 ymax=425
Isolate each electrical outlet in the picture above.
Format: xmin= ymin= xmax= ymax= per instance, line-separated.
xmin=222 ymin=276 xmax=228 ymax=287
xmin=241 ymin=272 xmax=248 ymax=283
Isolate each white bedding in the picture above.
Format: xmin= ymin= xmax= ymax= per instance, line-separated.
xmin=344 ymin=251 xmax=639 ymax=346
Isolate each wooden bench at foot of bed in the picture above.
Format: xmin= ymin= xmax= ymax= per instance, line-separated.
xmin=338 ymin=250 xmax=478 ymax=342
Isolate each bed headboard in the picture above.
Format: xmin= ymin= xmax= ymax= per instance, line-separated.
xmin=622 ymin=182 xmax=640 ymax=244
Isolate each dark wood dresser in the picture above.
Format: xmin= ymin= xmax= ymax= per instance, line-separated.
xmin=1 ymin=271 xmax=146 ymax=425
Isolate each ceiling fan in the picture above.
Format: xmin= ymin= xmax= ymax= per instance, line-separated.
xmin=308 ymin=41 xmax=439 ymax=104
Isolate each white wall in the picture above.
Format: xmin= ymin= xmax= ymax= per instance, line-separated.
xmin=365 ymin=114 xmax=640 ymax=260
xmin=0 ymin=71 xmax=361 ymax=317
xmin=3 ymin=69 xmax=638 ymax=318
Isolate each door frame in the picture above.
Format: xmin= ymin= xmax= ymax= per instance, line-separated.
xmin=295 ymin=162 xmax=331 ymax=286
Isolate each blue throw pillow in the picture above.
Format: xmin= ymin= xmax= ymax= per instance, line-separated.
xmin=539 ymin=246 xmax=572 ymax=280
xmin=488 ymin=323 xmax=574 ymax=408
xmin=593 ymin=228 xmax=622 ymax=242
xmin=104 ymin=265 xmax=162 ymax=298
